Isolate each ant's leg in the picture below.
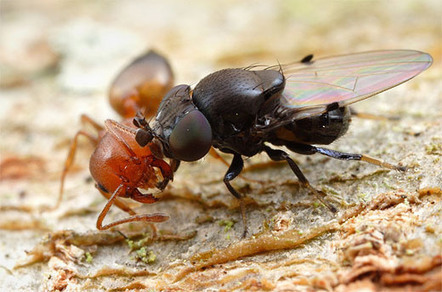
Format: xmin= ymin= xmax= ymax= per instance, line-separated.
xmin=96 ymin=184 xmax=136 ymax=215
xmin=57 ymin=130 xmax=99 ymax=208
xmin=209 ymin=147 xmax=231 ymax=167
xmin=96 ymin=184 xmax=169 ymax=230
xmin=264 ymin=146 xmax=337 ymax=212
xmin=80 ymin=114 xmax=104 ymax=132
xmin=129 ymin=189 xmax=161 ymax=237
xmin=223 ymin=153 xmax=248 ymax=237
xmin=56 ymin=115 xmax=104 ymax=209
xmin=349 ymin=107 xmax=399 ymax=121
xmin=99 ymin=185 xmax=161 ymax=236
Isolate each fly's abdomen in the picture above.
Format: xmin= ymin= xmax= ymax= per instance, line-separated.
xmin=278 ymin=107 xmax=351 ymax=145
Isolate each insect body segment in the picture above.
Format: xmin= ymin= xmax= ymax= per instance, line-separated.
xmin=109 ymin=50 xmax=174 ymax=118
xmin=192 ymin=68 xmax=285 ymax=156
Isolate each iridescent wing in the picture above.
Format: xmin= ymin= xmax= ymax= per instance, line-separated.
xmin=276 ymin=50 xmax=432 ymax=119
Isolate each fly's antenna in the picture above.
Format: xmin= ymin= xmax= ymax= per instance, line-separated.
xmin=133 ymin=110 xmax=151 ymax=130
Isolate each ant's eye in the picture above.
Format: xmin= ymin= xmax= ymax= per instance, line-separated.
xmin=169 ymin=110 xmax=212 ymax=161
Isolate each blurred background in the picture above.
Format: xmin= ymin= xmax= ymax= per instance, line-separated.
xmin=0 ymin=0 xmax=440 ymax=290
xmin=1 ymin=0 xmax=439 ymax=172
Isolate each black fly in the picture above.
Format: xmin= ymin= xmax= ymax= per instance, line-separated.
xmin=135 ymin=50 xmax=432 ymax=236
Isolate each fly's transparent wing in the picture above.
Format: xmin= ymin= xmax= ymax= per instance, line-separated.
xmin=280 ymin=50 xmax=432 ymax=112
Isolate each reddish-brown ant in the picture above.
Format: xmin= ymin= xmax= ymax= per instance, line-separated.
xmin=57 ymin=50 xmax=174 ymax=229
xmin=89 ymin=119 xmax=173 ymax=230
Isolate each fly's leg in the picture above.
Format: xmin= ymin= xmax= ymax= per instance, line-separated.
xmin=223 ymin=153 xmax=248 ymax=237
xmin=315 ymin=147 xmax=406 ymax=170
xmin=211 ymin=148 xmax=263 ymax=184
xmin=287 ymin=143 xmax=406 ymax=171
xmin=349 ymin=107 xmax=399 ymax=121
xmin=264 ymin=146 xmax=337 ymax=212
xmin=96 ymin=184 xmax=169 ymax=230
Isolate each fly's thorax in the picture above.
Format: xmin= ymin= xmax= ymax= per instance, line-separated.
xmin=192 ymin=68 xmax=285 ymax=146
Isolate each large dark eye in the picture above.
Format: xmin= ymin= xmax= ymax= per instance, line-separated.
xmin=169 ymin=110 xmax=212 ymax=161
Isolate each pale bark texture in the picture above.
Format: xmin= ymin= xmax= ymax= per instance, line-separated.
xmin=0 ymin=1 xmax=441 ymax=291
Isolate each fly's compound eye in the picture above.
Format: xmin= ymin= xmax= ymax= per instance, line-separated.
xmin=169 ymin=110 xmax=212 ymax=161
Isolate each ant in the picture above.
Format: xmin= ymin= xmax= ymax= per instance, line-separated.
xmin=57 ymin=50 xmax=174 ymax=229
